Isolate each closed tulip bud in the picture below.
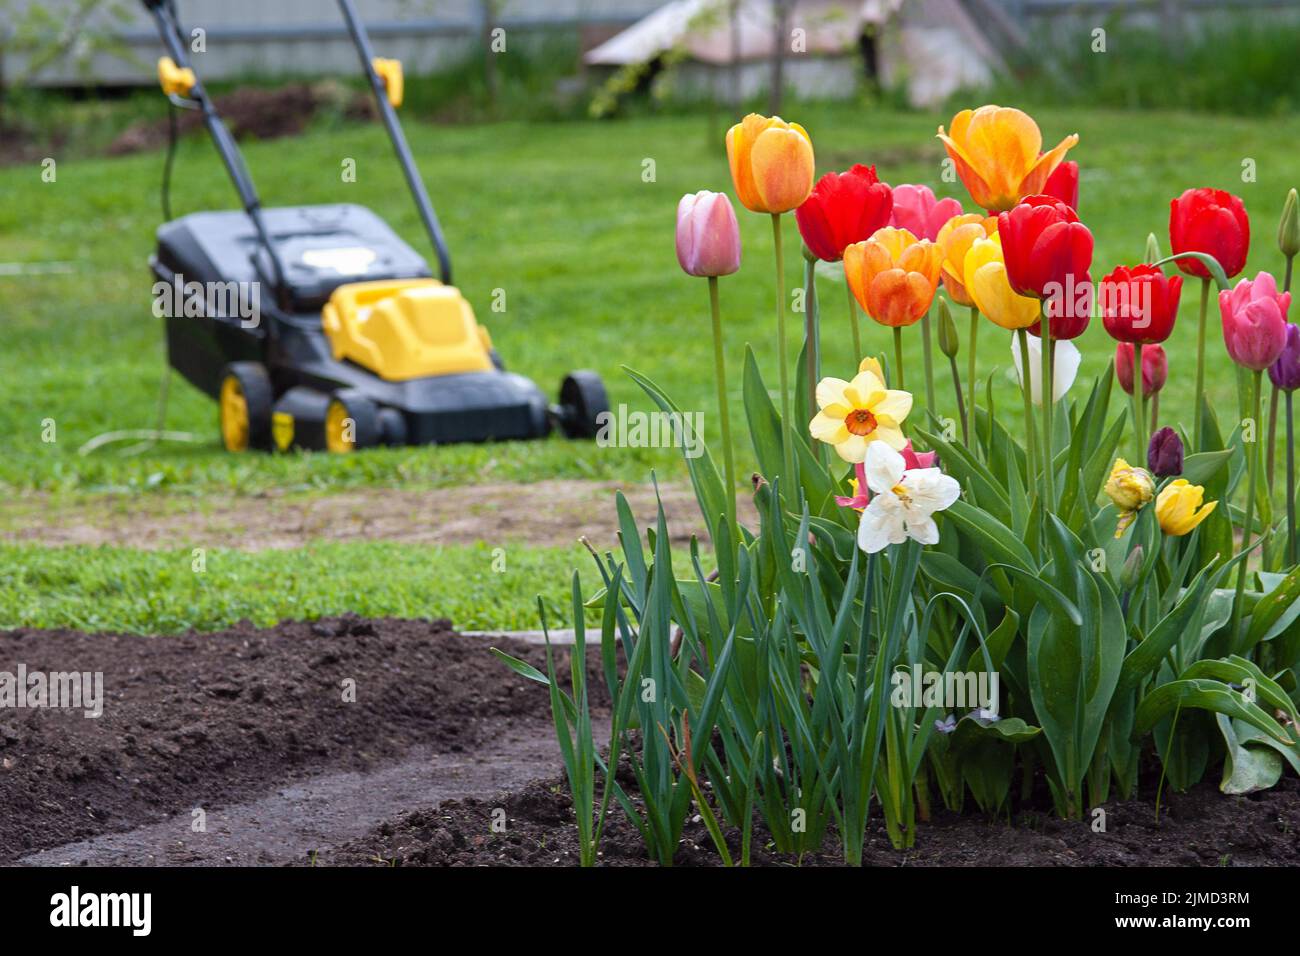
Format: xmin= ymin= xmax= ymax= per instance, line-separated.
xmin=1279 ymin=188 xmax=1300 ymax=260
xmin=1116 ymin=342 xmax=1168 ymax=398
xmin=1043 ymin=160 xmax=1079 ymax=212
xmin=675 ymin=191 xmax=742 ymax=278
xmin=1120 ymin=545 xmax=1144 ymax=590
xmin=1145 ymin=232 xmax=1162 ymax=264
xmin=937 ymin=297 xmax=959 ymax=358
xmin=1147 ymin=426 xmax=1184 ymax=477
xmin=1268 ymin=323 xmax=1300 ymax=391
xmin=1220 ymin=272 xmax=1291 ymax=371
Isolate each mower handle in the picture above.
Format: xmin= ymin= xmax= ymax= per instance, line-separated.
xmin=141 ymin=0 xmax=290 ymax=307
xmin=336 ymin=0 xmax=453 ymax=285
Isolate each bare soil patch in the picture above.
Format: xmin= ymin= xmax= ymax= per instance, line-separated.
xmin=1 ymin=479 xmax=745 ymax=551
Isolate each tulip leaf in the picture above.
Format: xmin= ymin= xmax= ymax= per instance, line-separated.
xmin=1027 ymin=564 xmax=1125 ymax=813
xmin=1134 ymin=677 xmax=1291 ymax=745
xmin=1243 ymin=563 xmax=1300 ymax=652
xmin=1217 ymin=714 xmax=1284 ymax=795
xmin=626 ymin=366 xmax=728 ymax=547
xmin=945 ymin=499 xmax=1035 ymax=572
xmin=1181 ymin=449 xmax=1232 ymax=486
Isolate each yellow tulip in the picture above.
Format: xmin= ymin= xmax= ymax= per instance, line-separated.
xmin=1156 ymin=479 xmax=1218 ymax=536
xmin=843 ymin=227 xmax=942 ymax=329
xmin=809 ymin=368 xmax=912 ymax=463
xmin=963 ymin=234 xmax=1039 ymax=330
xmin=936 ymin=214 xmax=998 ymax=307
xmin=725 ymin=113 xmax=815 ymax=214
xmin=937 ymin=105 xmax=1078 ymax=213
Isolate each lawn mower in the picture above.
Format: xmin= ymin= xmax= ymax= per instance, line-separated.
xmin=140 ymin=0 xmax=607 ymax=453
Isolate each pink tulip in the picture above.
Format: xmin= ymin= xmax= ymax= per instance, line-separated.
xmin=890 ymin=184 xmax=964 ymax=241
xmin=676 ymin=190 xmax=741 ymax=278
xmin=1220 ymin=271 xmax=1291 ymax=371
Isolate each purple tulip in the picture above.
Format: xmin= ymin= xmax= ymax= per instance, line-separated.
xmin=676 ymin=191 xmax=741 ymax=278
xmin=1147 ymin=426 xmax=1184 ymax=478
xmin=1268 ymin=323 xmax=1300 ymax=391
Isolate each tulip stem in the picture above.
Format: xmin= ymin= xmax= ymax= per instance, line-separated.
xmin=968 ymin=307 xmax=979 ymax=454
xmin=893 ymin=327 xmax=905 ymax=390
xmin=1230 ymin=368 xmax=1263 ymax=649
xmin=1288 ymin=389 xmax=1296 ymax=568
xmin=1017 ymin=330 xmax=1040 ymax=499
xmin=921 ymin=307 xmax=936 ymax=416
xmin=1267 ymin=383 xmax=1279 ymax=494
xmin=1040 ymin=314 xmax=1055 ymax=510
xmin=846 ymin=279 xmax=861 ymax=364
xmin=949 ymin=351 xmax=967 ymax=446
xmin=1150 ymin=392 xmax=1160 ymax=437
xmin=1194 ymin=277 xmax=1210 ymax=447
xmin=708 ymin=276 xmax=737 ymax=543
xmin=1134 ymin=342 xmax=1147 ymax=469
xmin=772 ymin=213 xmax=795 ymax=492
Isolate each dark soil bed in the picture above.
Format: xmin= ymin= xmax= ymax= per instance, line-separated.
xmin=0 ymin=615 xmax=598 ymax=864
xmin=328 ymin=772 xmax=1300 ymax=867
xmin=3 ymin=614 xmax=1298 ymax=867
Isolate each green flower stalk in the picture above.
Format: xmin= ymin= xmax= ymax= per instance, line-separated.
xmin=708 ymin=276 xmax=738 ymax=540
xmin=772 ymin=213 xmax=795 ymax=489
xmin=968 ymin=306 xmax=980 ymax=452
xmin=921 ymin=306 xmax=937 ymax=415
xmin=937 ymin=298 xmax=966 ymax=443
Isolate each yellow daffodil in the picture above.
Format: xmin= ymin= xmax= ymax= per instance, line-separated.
xmin=963 ymin=234 xmax=1040 ymax=331
xmin=809 ymin=368 xmax=912 ymax=463
xmin=936 ymin=105 xmax=1078 ymax=212
xmin=1105 ymin=458 xmax=1156 ymax=537
xmin=1156 ymin=479 xmax=1218 ymax=536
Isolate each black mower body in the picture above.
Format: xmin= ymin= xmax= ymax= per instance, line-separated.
xmin=151 ymin=205 xmax=559 ymax=448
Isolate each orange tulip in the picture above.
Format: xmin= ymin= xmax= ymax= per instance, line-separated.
xmin=844 ymin=227 xmax=942 ymax=328
xmin=936 ymin=106 xmax=1078 ymax=213
xmin=936 ymin=213 xmax=997 ymax=306
xmin=725 ymin=113 xmax=815 ymax=215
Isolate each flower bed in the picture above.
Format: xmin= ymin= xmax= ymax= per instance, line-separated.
xmin=498 ymin=104 xmax=1300 ymax=866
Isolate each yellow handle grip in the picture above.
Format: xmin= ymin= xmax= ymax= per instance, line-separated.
xmin=157 ymin=56 xmax=196 ymax=98
xmin=372 ymin=57 xmax=403 ymax=109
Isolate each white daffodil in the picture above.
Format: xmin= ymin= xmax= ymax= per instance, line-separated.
xmin=857 ymin=441 xmax=961 ymax=554
xmin=1009 ymin=335 xmax=1082 ymax=406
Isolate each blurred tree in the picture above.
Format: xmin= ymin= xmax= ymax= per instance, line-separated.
xmin=0 ymin=0 xmax=133 ymax=128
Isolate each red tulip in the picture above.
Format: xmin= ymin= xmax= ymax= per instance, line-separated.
xmin=1099 ymin=264 xmax=1183 ymax=345
xmin=890 ymin=184 xmax=963 ymax=241
xmin=1116 ymin=342 xmax=1168 ymax=398
xmin=998 ymin=195 xmax=1094 ymax=339
xmin=795 ymin=164 xmax=893 ymax=262
xmin=1220 ymin=271 xmax=1290 ymax=371
xmin=1169 ymin=188 xmax=1249 ymax=280
xmin=1043 ymin=160 xmax=1078 ymax=211
xmin=998 ymin=195 xmax=1094 ymax=300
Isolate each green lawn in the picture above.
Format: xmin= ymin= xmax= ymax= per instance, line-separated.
xmin=2 ymin=100 xmax=1297 ymax=632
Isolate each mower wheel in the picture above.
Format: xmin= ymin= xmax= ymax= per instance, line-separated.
xmin=557 ymin=370 xmax=609 ymax=439
xmin=219 ymin=362 xmax=273 ymax=452
xmin=325 ymin=389 xmax=381 ymax=453
xmin=377 ymin=406 xmax=408 ymax=446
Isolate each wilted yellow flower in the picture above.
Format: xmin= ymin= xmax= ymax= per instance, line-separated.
xmin=1105 ymin=458 xmax=1156 ymax=537
xmin=1156 ymin=479 xmax=1218 ymax=536
xmin=809 ymin=367 xmax=911 ymax=462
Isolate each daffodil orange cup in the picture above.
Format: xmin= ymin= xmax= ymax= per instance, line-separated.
xmin=809 ymin=367 xmax=913 ymax=464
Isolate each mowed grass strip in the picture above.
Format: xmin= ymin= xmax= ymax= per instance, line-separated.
xmin=0 ymin=541 xmax=593 ymax=635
